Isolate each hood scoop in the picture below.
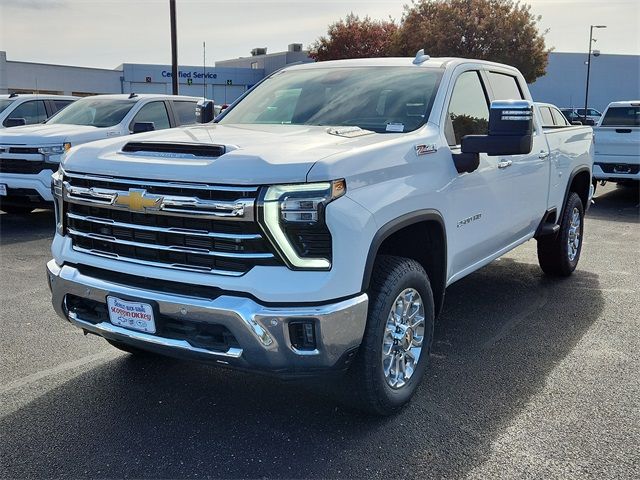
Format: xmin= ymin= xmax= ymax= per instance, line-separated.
xmin=121 ymin=142 xmax=226 ymax=159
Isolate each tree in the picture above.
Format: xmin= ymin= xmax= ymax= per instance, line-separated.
xmin=391 ymin=0 xmax=550 ymax=82
xmin=308 ymin=13 xmax=398 ymax=62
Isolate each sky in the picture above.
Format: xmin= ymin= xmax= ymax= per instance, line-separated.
xmin=0 ymin=0 xmax=638 ymax=69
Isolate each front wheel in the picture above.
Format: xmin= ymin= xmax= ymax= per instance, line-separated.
xmin=349 ymin=255 xmax=434 ymax=415
xmin=537 ymin=192 xmax=585 ymax=276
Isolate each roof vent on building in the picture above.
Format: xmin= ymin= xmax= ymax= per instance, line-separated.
xmin=288 ymin=43 xmax=303 ymax=53
xmin=251 ymin=47 xmax=267 ymax=57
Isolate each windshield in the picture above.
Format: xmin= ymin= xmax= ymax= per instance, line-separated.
xmin=0 ymin=99 xmax=15 ymax=115
xmin=219 ymin=67 xmax=444 ymax=133
xmin=46 ymin=98 xmax=135 ymax=127
xmin=601 ymin=106 xmax=640 ymax=127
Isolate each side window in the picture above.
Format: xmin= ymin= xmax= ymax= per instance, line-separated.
xmin=130 ymin=101 xmax=171 ymax=131
xmin=446 ymin=71 xmax=489 ymax=146
xmin=172 ymin=101 xmax=198 ymax=125
xmin=52 ymin=100 xmax=74 ymax=114
xmin=551 ymin=107 xmax=570 ymax=126
xmin=487 ymin=72 xmax=524 ymax=100
xmin=539 ymin=107 xmax=554 ymax=126
xmin=5 ymin=100 xmax=48 ymax=126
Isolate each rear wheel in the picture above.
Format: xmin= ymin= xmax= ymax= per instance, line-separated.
xmin=537 ymin=192 xmax=584 ymax=276
xmin=349 ymin=255 xmax=434 ymax=415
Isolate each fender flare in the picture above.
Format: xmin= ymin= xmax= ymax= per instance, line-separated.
xmin=561 ymin=165 xmax=592 ymax=215
xmin=361 ymin=209 xmax=447 ymax=304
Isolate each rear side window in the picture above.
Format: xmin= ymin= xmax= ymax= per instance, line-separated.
xmin=601 ymin=107 xmax=640 ymax=127
xmin=487 ymin=72 xmax=523 ymax=100
xmin=172 ymin=101 xmax=198 ymax=125
xmin=4 ymin=100 xmax=47 ymax=126
xmin=446 ymin=71 xmax=489 ymax=146
xmin=52 ymin=100 xmax=74 ymax=114
xmin=539 ymin=107 xmax=554 ymax=127
xmin=131 ymin=101 xmax=171 ymax=131
xmin=550 ymin=107 xmax=570 ymax=126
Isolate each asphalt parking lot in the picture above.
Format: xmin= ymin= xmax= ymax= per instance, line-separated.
xmin=1 ymin=183 xmax=638 ymax=479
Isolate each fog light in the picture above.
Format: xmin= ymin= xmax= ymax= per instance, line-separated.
xmin=288 ymin=321 xmax=317 ymax=350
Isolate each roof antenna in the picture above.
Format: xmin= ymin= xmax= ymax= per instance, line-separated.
xmin=413 ymin=49 xmax=430 ymax=65
xmin=128 ymin=92 xmax=138 ymax=99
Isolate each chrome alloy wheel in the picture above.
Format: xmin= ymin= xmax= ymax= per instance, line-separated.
xmin=382 ymin=288 xmax=426 ymax=389
xmin=567 ymin=207 xmax=581 ymax=261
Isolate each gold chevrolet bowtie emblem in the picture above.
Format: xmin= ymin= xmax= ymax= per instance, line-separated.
xmin=114 ymin=189 xmax=162 ymax=212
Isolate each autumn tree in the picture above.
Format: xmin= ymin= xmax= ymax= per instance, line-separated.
xmin=392 ymin=0 xmax=550 ymax=82
xmin=308 ymin=13 xmax=398 ymax=61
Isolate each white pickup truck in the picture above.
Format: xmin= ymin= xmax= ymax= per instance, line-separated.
xmin=0 ymin=93 xmax=77 ymax=128
xmin=593 ymin=100 xmax=640 ymax=185
xmin=0 ymin=94 xmax=200 ymax=213
xmin=46 ymin=54 xmax=594 ymax=414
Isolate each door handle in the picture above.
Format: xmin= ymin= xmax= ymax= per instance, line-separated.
xmin=539 ymin=151 xmax=550 ymax=159
xmin=497 ymin=160 xmax=513 ymax=169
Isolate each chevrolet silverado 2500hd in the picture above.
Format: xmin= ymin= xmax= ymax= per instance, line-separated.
xmin=46 ymin=55 xmax=594 ymax=414
xmin=0 ymin=94 xmax=200 ymax=213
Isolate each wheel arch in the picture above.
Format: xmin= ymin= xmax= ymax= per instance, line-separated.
xmin=362 ymin=210 xmax=447 ymax=318
xmin=564 ymin=166 xmax=591 ymax=213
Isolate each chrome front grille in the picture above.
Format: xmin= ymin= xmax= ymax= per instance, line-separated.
xmin=63 ymin=172 xmax=281 ymax=276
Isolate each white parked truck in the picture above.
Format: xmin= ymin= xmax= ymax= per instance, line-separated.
xmin=593 ymin=100 xmax=640 ymax=185
xmin=0 ymin=93 xmax=76 ymax=128
xmin=0 ymin=94 xmax=200 ymax=213
xmin=46 ymin=55 xmax=594 ymax=414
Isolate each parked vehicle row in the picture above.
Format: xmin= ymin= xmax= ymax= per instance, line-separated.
xmin=560 ymin=107 xmax=602 ymax=126
xmin=0 ymin=94 xmax=203 ymax=213
xmin=43 ymin=54 xmax=594 ymax=414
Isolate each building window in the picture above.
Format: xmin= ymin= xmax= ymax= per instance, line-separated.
xmin=251 ymin=62 xmax=258 ymax=69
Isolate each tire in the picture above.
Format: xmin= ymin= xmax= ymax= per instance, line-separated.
xmin=0 ymin=204 xmax=34 ymax=215
xmin=106 ymin=339 xmax=156 ymax=356
xmin=537 ymin=192 xmax=584 ymax=276
xmin=348 ymin=255 xmax=435 ymax=415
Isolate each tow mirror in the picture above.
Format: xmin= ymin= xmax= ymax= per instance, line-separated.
xmin=195 ymin=99 xmax=215 ymax=123
xmin=453 ymin=100 xmax=534 ymax=174
xmin=5 ymin=117 xmax=26 ymax=127
xmin=132 ymin=122 xmax=155 ymax=134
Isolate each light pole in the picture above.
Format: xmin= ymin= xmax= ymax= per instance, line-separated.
xmin=584 ymin=24 xmax=606 ymax=123
xmin=169 ymin=0 xmax=178 ymax=95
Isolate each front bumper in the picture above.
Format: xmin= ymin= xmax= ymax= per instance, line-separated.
xmin=0 ymin=170 xmax=55 ymax=204
xmin=47 ymin=260 xmax=369 ymax=376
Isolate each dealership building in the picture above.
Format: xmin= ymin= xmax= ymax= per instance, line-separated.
xmin=0 ymin=48 xmax=638 ymax=111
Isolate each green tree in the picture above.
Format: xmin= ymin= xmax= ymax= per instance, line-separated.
xmin=308 ymin=13 xmax=398 ymax=61
xmin=392 ymin=0 xmax=550 ymax=82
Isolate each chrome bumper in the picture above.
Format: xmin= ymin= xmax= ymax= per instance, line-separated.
xmin=46 ymin=260 xmax=368 ymax=375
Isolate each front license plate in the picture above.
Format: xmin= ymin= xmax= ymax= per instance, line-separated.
xmin=107 ymin=296 xmax=156 ymax=334
xmin=0 ymin=184 xmax=6 ymax=196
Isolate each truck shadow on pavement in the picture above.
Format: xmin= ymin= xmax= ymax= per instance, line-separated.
xmin=0 ymin=210 xmax=55 ymax=246
xmin=1 ymin=260 xmax=604 ymax=479
xmin=588 ymin=183 xmax=640 ymax=223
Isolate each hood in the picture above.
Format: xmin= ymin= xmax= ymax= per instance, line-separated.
xmin=62 ymin=123 xmax=398 ymax=185
xmin=0 ymin=123 xmax=119 ymax=146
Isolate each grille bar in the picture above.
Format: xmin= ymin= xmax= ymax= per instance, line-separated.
xmin=68 ymin=228 xmax=274 ymax=260
xmin=66 ymin=212 xmax=262 ymax=240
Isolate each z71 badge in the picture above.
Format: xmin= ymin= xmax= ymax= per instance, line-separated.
xmin=415 ymin=144 xmax=437 ymax=156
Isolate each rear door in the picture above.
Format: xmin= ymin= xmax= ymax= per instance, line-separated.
xmin=484 ymin=70 xmax=549 ymax=239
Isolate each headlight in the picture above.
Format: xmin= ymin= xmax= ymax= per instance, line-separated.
xmin=260 ymin=180 xmax=346 ymax=270
xmin=40 ymin=143 xmax=71 ymax=161
xmin=51 ymin=167 xmax=65 ymax=235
